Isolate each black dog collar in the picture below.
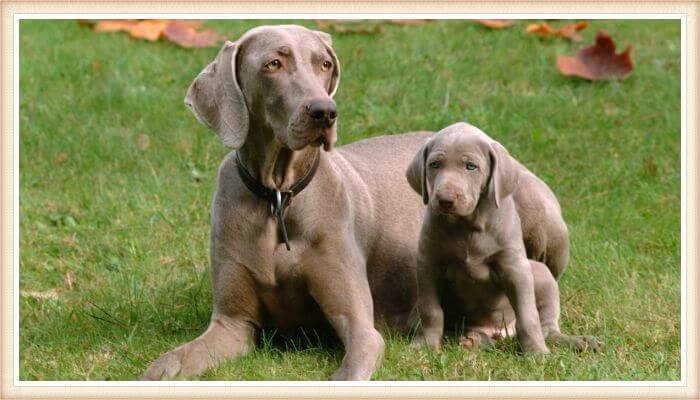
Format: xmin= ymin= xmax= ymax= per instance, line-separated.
xmin=235 ymin=150 xmax=320 ymax=251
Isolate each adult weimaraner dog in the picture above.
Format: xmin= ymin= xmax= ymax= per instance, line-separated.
xmin=142 ymin=24 xmax=428 ymax=381
xmin=406 ymin=122 xmax=599 ymax=353
xmin=143 ymin=25 xmax=576 ymax=381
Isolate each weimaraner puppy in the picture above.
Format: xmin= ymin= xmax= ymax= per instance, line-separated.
xmin=142 ymin=25 xmax=429 ymax=381
xmin=406 ymin=122 xmax=600 ymax=353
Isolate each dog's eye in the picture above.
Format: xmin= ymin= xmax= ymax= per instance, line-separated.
xmin=466 ymin=162 xmax=478 ymax=171
xmin=428 ymin=161 xmax=441 ymax=169
xmin=265 ymin=59 xmax=282 ymax=71
xmin=321 ymin=60 xmax=333 ymax=71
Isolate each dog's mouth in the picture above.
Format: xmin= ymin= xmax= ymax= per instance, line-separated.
xmin=294 ymin=126 xmax=335 ymax=151
xmin=311 ymin=135 xmax=330 ymax=151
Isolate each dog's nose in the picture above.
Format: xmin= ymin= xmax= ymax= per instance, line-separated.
xmin=307 ymin=99 xmax=337 ymax=127
xmin=437 ymin=196 xmax=455 ymax=210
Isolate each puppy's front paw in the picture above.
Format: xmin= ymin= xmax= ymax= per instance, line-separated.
xmin=520 ymin=340 xmax=550 ymax=354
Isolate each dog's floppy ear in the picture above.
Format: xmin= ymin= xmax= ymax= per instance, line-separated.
xmin=487 ymin=141 xmax=520 ymax=208
xmin=184 ymin=40 xmax=249 ymax=149
xmin=406 ymin=139 xmax=432 ymax=204
xmin=314 ymin=30 xmax=340 ymax=97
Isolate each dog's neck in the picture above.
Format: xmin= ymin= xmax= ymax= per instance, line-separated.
xmin=237 ymin=123 xmax=320 ymax=190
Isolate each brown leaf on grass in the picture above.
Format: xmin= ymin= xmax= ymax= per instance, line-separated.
xmin=164 ymin=20 xmax=220 ymax=48
xmin=77 ymin=19 xmax=96 ymax=28
xmin=55 ymin=152 xmax=68 ymax=166
xmin=389 ymin=19 xmax=431 ymax=25
xmin=313 ymin=20 xmax=384 ymax=35
xmin=557 ymin=31 xmax=633 ymax=81
xmin=135 ymin=134 xmax=150 ymax=150
xmin=559 ymin=21 xmax=589 ymax=41
xmin=93 ymin=20 xmax=138 ymax=33
xmin=90 ymin=19 xmax=221 ymax=48
xmin=183 ymin=19 xmax=206 ymax=29
xmin=159 ymin=256 xmax=176 ymax=266
xmin=129 ymin=20 xmax=170 ymax=41
xmin=473 ymin=19 xmax=515 ymax=29
xmin=21 ymin=289 xmax=60 ymax=300
xmin=526 ymin=21 xmax=589 ymax=42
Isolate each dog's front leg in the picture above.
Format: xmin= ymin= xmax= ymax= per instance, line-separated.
xmin=142 ymin=263 xmax=259 ymax=380
xmin=410 ymin=254 xmax=444 ymax=350
xmin=304 ymin=245 xmax=384 ymax=381
xmin=493 ymin=251 xmax=549 ymax=354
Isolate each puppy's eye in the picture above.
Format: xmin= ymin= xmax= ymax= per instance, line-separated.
xmin=466 ymin=162 xmax=478 ymax=171
xmin=265 ymin=59 xmax=282 ymax=71
xmin=428 ymin=161 xmax=441 ymax=169
xmin=321 ymin=60 xmax=333 ymax=71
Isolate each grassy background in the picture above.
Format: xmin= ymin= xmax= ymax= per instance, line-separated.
xmin=19 ymin=19 xmax=680 ymax=380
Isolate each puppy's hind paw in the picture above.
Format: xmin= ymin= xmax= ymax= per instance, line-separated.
xmin=409 ymin=335 xmax=441 ymax=351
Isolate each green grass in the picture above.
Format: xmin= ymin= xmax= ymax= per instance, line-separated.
xmin=19 ymin=19 xmax=681 ymax=381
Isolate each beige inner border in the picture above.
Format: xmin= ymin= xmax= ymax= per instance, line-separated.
xmin=1 ymin=1 xmax=697 ymax=399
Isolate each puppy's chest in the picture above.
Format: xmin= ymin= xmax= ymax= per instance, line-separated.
xmin=442 ymin=234 xmax=497 ymax=284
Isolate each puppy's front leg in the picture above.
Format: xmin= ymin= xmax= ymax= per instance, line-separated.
xmin=410 ymin=255 xmax=444 ymax=350
xmin=493 ymin=251 xmax=548 ymax=353
xmin=305 ymin=246 xmax=384 ymax=381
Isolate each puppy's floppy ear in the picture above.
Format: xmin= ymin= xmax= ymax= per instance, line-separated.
xmin=487 ymin=141 xmax=520 ymax=208
xmin=314 ymin=30 xmax=340 ymax=97
xmin=184 ymin=40 xmax=249 ymax=149
xmin=406 ymin=140 xmax=432 ymax=204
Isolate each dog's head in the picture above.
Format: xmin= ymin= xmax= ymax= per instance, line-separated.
xmin=184 ymin=25 xmax=340 ymax=151
xmin=406 ymin=122 xmax=520 ymax=217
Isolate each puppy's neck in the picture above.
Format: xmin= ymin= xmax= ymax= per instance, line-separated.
xmin=238 ymin=122 xmax=320 ymax=190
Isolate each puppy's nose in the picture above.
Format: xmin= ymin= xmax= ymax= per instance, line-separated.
xmin=437 ymin=196 xmax=455 ymax=210
xmin=307 ymin=99 xmax=337 ymax=127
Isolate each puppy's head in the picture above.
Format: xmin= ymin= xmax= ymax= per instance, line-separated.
xmin=406 ymin=122 xmax=520 ymax=217
xmin=185 ymin=25 xmax=340 ymax=151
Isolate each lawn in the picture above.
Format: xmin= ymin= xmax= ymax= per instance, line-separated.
xmin=18 ymin=19 xmax=681 ymax=381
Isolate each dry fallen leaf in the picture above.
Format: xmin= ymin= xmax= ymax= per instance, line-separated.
xmin=389 ymin=19 xmax=431 ymax=25
xmin=526 ymin=21 xmax=589 ymax=42
xmin=21 ymin=289 xmax=60 ymax=300
xmin=559 ymin=21 xmax=590 ymax=42
xmin=135 ymin=133 xmax=150 ymax=150
xmin=164 ymin=20 xmax=220 ymax=48
xmin=93 ymin=20 xmax=138 ymax=33
xmin=129 ymin=20 xmax=170 ymax=41
xmin=159 ymin=256 xmax=176 ymax=266
xmin=89 ymin=19 xmax=221 ymax=48
xmin=473 ymin=19 xmax=515 ymax=29
xmin=557 ymin=31 xmax=633 ymax=81
xmin=54 ymin=152 xmax=68 ymax=166
xmin=77 ymin=19 xmax=95 ymax=28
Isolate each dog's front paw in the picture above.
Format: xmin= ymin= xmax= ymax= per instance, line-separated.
xmin=142 ymin=349 xmax=186 ymax=380
xmin=142 ymin=341 xmax=212 ymax=381
xmin=569 ymin=335 xmax=602 ymax=352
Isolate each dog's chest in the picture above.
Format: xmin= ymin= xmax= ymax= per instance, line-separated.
xmin=443 ymin=233 xmax=496 ymax=284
